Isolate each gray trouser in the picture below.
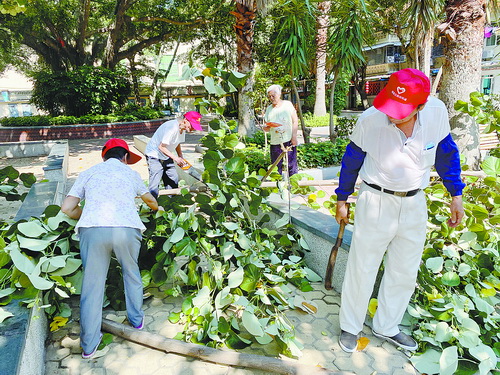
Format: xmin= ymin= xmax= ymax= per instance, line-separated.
xmin=146 ymin=156 xmax=179 ymax=198
xmin=79 ymin=227 xmax=144 ymax=353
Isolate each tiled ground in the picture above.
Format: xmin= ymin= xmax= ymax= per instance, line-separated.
xmin=45 ymin=283 xmax=419 ymax=375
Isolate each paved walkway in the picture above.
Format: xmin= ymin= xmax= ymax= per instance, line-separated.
xmin=44 ymin=127 xmax=419 ymax=375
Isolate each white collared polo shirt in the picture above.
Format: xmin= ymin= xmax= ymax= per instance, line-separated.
xmin=350 ymin=96 xmax=450 ymax=191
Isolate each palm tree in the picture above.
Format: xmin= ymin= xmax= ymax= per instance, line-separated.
xmin=313 ymin=1 xmax=331 ymax=117
xmin=327 ymin=0 xmax=370 ymax=141
xmin=403 ymin=0 xmax=445 ymax=77
xmin=273 ymin=0 xmax=316 ymax=143
xmin=439 ymin=0 xmax=487 ymax=169
xmin=233 ymin=0 xmax=272 ymax=137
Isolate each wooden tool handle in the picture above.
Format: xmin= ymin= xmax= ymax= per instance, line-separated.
xmin=324 ymin=203 xmax=350 ymax=290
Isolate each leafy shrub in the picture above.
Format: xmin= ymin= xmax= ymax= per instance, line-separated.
xmin=0 ymin=108 xmax=164 ymax=127
xmin=237 ymin=146 xmax=270 ymax=173
xmin=242 ymin=131 xmax=270 ymax=148
xmin=336 ymin=117 xmax=357 ymax=138
xmin=408 ymin=156 xmax=500 ymax=375
xmin=0 ymin=115 xmax=50 ymax=127
xmin=297 ymin=139 xmax=349 ymax=169
xmin=303 ymin=113 xmax=330 ymax=128
xmin=31 ymin=66 xmax=131 ymax=117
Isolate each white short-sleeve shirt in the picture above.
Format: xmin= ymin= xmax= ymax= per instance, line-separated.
xmin=67 ymin=158 xmax=149 ymax=233
xmin=145 ymin=118 xmax=185 ymax=160
xmin=350 ymin=96 xmax=450 ymax=191
xmin=264 ymin=100 xmax=295 ymax=145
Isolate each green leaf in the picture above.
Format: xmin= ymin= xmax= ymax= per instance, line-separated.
xmin=426 ymin=257 xmax=444 ymax=273
xmin=17 ymin=221 xmax=48 ymax=238
xmin=411 ymin=348 xmax=441 ymax=374
xmin=228 ymin=267 xmax=244 ymax=288
xmin=481 ymin=156 xmax=500 ymax=177
xmin=225 ymin=157 xmax=245 ymax=174
xmin=435 ymin=322 xmax=453 ymax=342
xmin=17 ymin=236 xmax=51 ymax=252
xmin=241 ymin=310 xmax=264 ymax=337
xmin=222 ymin=222 xmax=239 ymax=231
xmin=51 ymin=258 xmax=81 ymax=276
xmin=440 ymin=346 xmax=458 ymax=375
xmin=27 ymin=273 xmax=54 ymax=290
xmin=441 ymin=271 xmax=460 ymax=286
xmin=274 ymin=214 xmax=290 ymax=228
xmin=9 ymin=246 xmax=35 ymax=274
xmin=0 ymin=307 xmax=14 ymax=323
xmin=169 ymin=227 xmax=185 ymax=243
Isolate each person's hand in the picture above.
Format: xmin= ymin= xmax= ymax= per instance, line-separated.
xmin=174 ymin=157 xmax=186 ymax=167
xmin=447 ymin=195 xmax=464 ymax=227
xmin=291 ymin=135 xmax=298 ymax=146
xmin=263 ymin=125 xmax=270 ymax=132
xmin=335 ymin=201 xmax=349 ymax=225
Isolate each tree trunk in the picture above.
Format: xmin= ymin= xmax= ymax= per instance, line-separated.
xmin=129 ymin=56 xmax=142 ymax=105
xmin=352 ymin=64 xmax=368 ymax=109
xmin=291 ymin=79 xmax=311 ymax=143
xmin=234 ymin=1 xmax=257 ymax=137
xmin=417 ymin=31 xmax=433 ymax=77
xmin=439 ymin=0 xmax=486 ymax=170
xmin=329 ymin=70 xmax=339 ymax=142
xmin=314 ymin=1 xmax=331 ymax=117
xmin=103 ymin=0 xmax=130 ymax=69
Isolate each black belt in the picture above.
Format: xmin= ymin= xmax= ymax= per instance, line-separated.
xmin=364 ymin=182 xmax=420 ymax=197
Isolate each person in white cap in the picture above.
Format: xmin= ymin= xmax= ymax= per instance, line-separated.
xmin=61 ymin=138 xmax=159 ymax=359
xmin=145 ymin=111 xmax=202 ymax=198
xmin=335 ymin=69 xmax=465 ymax=352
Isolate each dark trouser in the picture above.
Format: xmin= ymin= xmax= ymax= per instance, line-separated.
xmin=146 ymin=156 xmax=178 ymax=198
xmin=270 ymin=141 xmax=298 ymax=176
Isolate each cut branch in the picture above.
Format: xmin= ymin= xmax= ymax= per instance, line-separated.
xmin=102 ymin=319 xmax=353 ymax=375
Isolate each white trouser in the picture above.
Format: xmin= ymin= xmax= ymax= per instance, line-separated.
xmin=339 ymin=183 xmax=427 ymax=337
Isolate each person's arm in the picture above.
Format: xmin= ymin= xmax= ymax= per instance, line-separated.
xmin=290 ymin=105 xmax=299 ymax=146
xmin=141 ymin=192 xmax=159 ymax=211
xmin=158 ymin=143 xmax=185 ymax=165
xmin=61 ymin=196 xmax=82 ymax=219
xmin=335 ymin=141 xmax=366 ymax=224
xmin=434 ymin=133 xmax=465 ymax=227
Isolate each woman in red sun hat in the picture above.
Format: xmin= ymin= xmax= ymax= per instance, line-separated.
xmin=334 ymin=69 xmax=465 ymax=353
xmin=61 ymin=138 xmax=159 ymax=359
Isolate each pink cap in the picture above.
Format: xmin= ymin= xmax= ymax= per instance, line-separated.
xmin=184 ymin=111 xmax=202 ymax=131
xmin=373 ymin=69 xmax=431 ymax=119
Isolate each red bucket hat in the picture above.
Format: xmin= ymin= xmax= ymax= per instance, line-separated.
xmin=101 ymin=138 xmax=142 ymax=164
xmin=373 ymin=69 xmax=431 ymax=120
xmin=184 ymin=111 xmax=202 ymax=131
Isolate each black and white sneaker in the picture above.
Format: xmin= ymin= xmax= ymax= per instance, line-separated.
xmin=372 ymin=330 xmax=418 ymax=351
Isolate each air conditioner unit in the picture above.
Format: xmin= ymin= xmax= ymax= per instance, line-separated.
xmin=482 ymin=50 xmax=495 ymax=59
xmin=386 ymin=56 xmax=395 ymax=63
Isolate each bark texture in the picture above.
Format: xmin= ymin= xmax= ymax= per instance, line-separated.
xmin=440 ymin=0 xmax=486 ymax=169
xmin=314 ymin=1 xmax=331 ymax=117
xmin=233 ymin=1 xmax=257 ymax=137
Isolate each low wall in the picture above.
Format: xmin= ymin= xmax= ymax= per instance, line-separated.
xmin=0 ymin=118 xmax=167 ymax=142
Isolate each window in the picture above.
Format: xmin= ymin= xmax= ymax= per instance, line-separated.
xmin=481 ymin=75 xmax=493 ymax=95
xmin=8 ymin=104 xmax=19 ymax=117
xmin=485 ymin=25 xmax=498 ymax=46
